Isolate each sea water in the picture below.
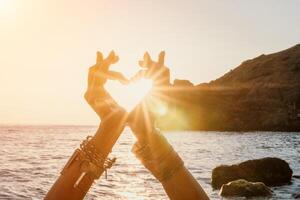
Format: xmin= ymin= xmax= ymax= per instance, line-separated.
xmin=0 ymin=126 xmax=299 ymax=200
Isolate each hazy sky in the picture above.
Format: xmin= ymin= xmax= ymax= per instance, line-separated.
xmin=0 ymin=0 xmax=299 ymax=125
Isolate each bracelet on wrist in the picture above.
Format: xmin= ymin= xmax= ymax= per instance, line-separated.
xmin=62 ymin=136 xmax=116 ymax=181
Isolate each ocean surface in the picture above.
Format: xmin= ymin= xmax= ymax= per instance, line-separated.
xmin=0 ymin=126 xmax=299 ymax=200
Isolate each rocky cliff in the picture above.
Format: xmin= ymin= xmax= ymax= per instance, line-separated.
xmin=156 ymin=44 xmax=300 ymax=131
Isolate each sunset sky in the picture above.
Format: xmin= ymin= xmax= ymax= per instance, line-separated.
xmin=0 ymin=0 xmax=300 ymax=125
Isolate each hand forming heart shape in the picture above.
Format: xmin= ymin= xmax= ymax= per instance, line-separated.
xmin=93 ymin=50 xmax=170 ymax=113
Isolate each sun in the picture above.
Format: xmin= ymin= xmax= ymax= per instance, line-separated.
xmin=105 ymin=78 xmax=153 ymax=112
xmin=0 ymin=0 xmax=15 ymax=16
xmin=0 ymin=0 xmax=8 ymax=10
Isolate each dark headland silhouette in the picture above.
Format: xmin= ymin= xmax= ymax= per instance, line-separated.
xmin=157 ymin=44 xmax=300 ymax=131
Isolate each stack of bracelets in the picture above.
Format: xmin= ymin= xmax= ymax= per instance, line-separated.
xmin=61 ymin=135 xmax=116 ymax=189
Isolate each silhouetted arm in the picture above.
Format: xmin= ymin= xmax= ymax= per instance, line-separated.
xmin=161 ymin=165 xmax=209 ymax=200
xmin=45 ymin=51 xmax=128 ymax=200
xmin=131 ymin=130 xmax=209 ymax=200
xmin=129 ymin=51 xmax=209 ymax=199
xmin=45 ymin=109 xmax=126 ymax=200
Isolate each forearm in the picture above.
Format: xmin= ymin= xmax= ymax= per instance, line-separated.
xmin=132 ymin=130 xmax=209 ymax=200
xmin=45 ymin=109 xmax=126 ymax=200
xmin=92 ymin=108 xmax=127 ymax=156
xmin=162 ymin=167 xmax=209 ymax=200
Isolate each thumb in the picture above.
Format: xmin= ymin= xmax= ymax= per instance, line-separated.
xmin=158 ymin=51 xmax=165 ymax=66
xmin=96 ymin=51 xmax=103 ymax=64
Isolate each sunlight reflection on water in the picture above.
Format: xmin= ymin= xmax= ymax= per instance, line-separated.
xmin=0 ymin=126 xmax=299 ymax=200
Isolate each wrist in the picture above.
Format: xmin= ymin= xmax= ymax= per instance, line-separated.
xmin=132 ymin=130 xmax=184 ymax=182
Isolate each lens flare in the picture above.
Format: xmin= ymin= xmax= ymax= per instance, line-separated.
xmin=147 ymin=96 xmax=168 ymax=116
xmin=105 ymin=78 xmax=153 ymax=112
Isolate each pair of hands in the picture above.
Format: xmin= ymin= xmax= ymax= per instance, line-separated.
xmin=84 ymin=51 xmax=169 ymax=142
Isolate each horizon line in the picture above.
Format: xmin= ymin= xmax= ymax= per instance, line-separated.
xmin=0 ymin=123 xmax=98 ymax=127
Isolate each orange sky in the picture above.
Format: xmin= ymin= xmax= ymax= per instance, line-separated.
xmin=0 ymin=0 xmax=299 ymax=125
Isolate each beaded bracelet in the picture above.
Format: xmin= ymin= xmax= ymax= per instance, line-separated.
xmin=61 ymin=136 xmax=116 ymax=181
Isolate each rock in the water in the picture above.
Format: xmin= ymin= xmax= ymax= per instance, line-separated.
xmin=212 ymin=157 xmax=293 ymax=189
xmin=293 ymin=192 xmax=300 ymax=199
xmin=219 ymin=179 xmax=272 ymax=197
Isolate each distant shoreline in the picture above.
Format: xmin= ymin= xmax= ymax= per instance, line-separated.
xmin=156 ymin=44 xmax=300 ymax=132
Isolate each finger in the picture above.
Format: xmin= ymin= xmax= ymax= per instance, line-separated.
xmin=111 ymin=52 xmax=119 ymax=64
xmin=106 ymin=71 xmax=129 ymax=84
xmin=106 ymin=50 xmax=119 ymax=64
xmin=100 ymin=54 xmax=112 ymax=72
xmin=158 ymin=51 xmax=165 ymax=66
xmin=101 ymin=51 xmax=119 ymax=71
xmin=112 ymin=55 xmax=119 ymax=64
xmin=95 ymin=51 xmax=108 ymax=84
xmin=88 ymin=52 xmax=108 ymax=89
xmin=106 ymin=50 xmax=114 ymax=61
xmin=96 ymin=51 xmax=103 ymax=65
xmin=144 ymin=52 xmax=150 ymax=60
xmin=87 ymin=66 xmax=98 ymax=88
xmin=139 ymin=52 xmax=152 ymax=68
xmin=130 ymin=70 xmax=146 ymax=82
xmin=116 ymin=73 xmax=130 ymax=84
xmin=119 ymin=78 xmax=130 ymax=85
xmin=144 ymin=52 xmax=153 ymax=66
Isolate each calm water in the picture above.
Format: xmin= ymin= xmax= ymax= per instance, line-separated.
xmin=0 ymin=126 xmax=299 ymax=200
